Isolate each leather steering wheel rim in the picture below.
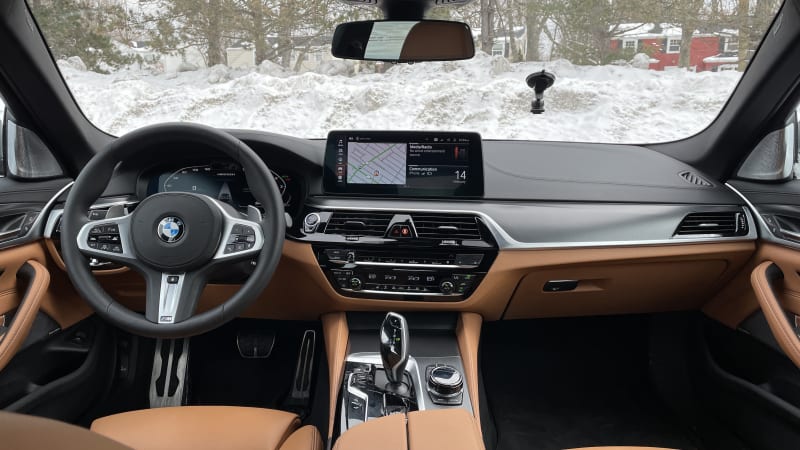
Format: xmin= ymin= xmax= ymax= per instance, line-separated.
xmin=60 ymin=123 xmax=285 ymax=338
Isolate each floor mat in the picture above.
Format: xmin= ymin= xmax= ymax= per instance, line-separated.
xmin=481 ymin=315 xmax=702 ymax=450
xmin=188 ymin=319 xmax=319 ymax=411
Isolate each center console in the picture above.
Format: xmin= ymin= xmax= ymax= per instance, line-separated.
xmin=338 ymin=313 xmax=473 ymax=435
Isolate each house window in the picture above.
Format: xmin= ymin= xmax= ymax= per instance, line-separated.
xmin=623 ymin=39 xmax=637 ymax=51
xmin=666 ymin=38 xmax=681 ymax=54
xmin=491 ymin=42 xmax=505 ymax=57
xmin=724 ymin=37 xmax=739 ymax=53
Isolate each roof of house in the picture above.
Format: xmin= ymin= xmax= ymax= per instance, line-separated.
xmin=611 ymin=23 xmax=738 ymax=40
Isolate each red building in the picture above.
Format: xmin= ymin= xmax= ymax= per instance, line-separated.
xmin=610 ymin=23 xmax=739 ymax=72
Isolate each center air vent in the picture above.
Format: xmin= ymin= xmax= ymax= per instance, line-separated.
xmin=675 ymin=211 xmax=748 ymax=237
xmin=324 ymin=212 xmax=393 ymax=236
xmin=411 ymin=214 xmax=482 ymax=240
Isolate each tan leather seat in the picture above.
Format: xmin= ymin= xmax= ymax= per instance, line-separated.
xmin=91 ymin=406 xmax=322 ymax=450
xmin=1 ymin=411 xmax=132 ymax=450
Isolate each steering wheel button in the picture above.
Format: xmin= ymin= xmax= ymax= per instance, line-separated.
xmin=88 ymin=242 xmax=98 ymax=249
xmin=234 ymin=243 xmax=246 ymax=251
xmin=243 ymin=226 xmax=255 ymax=236
xmin=111 ymin=245 xmax=122 ymax=253
xmin=232 ymin=224 xmax=244 ymax=235
xmin=225 ymin=244 xmax=234 ymax=254
xmin=246 ymin=242 xmax=254 ymax=249
xmin=167 ymin=275 xmax=180 ymax=284
xmin=90 ymin=227 xmax=102 ymax=235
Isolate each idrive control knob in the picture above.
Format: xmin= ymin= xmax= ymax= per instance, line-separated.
xmin=427 ymin=365 xmax=464 ymax=402
xmin=349 ymin=277 xmax=363 ymax=290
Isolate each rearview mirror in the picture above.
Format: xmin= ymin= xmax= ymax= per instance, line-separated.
xmin=331 ymin=20 xmax=475 ymax=63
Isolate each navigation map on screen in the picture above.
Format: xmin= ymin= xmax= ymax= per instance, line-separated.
xmin=347 ymin=142 xmax=407 ymax=185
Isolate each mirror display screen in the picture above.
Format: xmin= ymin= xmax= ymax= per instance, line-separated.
xmin=324 ymin=131 xmax=483 ymax=197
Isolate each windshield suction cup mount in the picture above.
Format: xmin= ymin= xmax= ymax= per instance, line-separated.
xmin=526 ymin=70 xmax=556 ymax=114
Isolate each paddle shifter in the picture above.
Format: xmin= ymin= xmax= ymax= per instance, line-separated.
xmin=380 ymin=312 xmax=410 ymax=395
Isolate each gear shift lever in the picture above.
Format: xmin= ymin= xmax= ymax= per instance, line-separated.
xmin=380 ymin=312 xmax=410 ymax=395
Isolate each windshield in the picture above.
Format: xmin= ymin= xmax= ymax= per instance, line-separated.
xmin=28 ymin=0 xmax=782 ymax=143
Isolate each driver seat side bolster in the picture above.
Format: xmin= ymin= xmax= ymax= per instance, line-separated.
xmin=91 ymin=406 xmax=321 ymax=450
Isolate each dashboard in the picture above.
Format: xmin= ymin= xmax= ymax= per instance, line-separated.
xmin=41 ymin=128 xmax=758 ymax=318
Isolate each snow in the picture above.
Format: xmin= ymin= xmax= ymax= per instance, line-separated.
xmin=703 ymin=55 xmax=739 ymax=64
xmin=58 ymin=52 xmax=742 ymax=143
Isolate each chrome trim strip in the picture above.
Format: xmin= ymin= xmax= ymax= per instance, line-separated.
xmin=725 ymin=182 xmax=800 ymax=250
xmin=341 ymin=288 xmax=461 ymax=297
xmin=329 ymin=260 xmax=478 ymax=270
xmin=725 ymin=182 xmax=772 ymax=238
xmin=306 ymin=202 xmax=757 ymax=250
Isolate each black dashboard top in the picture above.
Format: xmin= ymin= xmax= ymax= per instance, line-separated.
xmin=98 ymin=129 xmax=744 ymax=221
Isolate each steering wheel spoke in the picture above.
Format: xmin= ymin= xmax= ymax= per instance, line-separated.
xmin=76 ymin=214 xmax=138 ymax=267
xmin=212 ymin=205 xmax=266 ymax=262
xmin=144 ymin=269 xmax=209 ymax=324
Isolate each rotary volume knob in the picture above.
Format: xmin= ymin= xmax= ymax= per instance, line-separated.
xmin=427 ymin=365 xmax=463 ymax=400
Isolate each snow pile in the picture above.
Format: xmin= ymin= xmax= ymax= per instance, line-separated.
xmin=59 ymin=52 xmax=742 ymax=143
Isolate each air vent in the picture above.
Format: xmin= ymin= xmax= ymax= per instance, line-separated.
xmin=324 ymin=212 xmax=393 ymax=237
xmin=678 ymin=170 xmax=712 ymax=187
xmin=411 ymin=214 xmax=482 ymax=240
xmin=675 ymin=211 xmax=747 ymax=237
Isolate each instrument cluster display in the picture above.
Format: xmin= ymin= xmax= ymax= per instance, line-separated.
xmin=152 ymin=162 xmax=296 ymax=212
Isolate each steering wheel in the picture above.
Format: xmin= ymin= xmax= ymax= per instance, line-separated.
xmin=60 ymin=123 xmax=285 ymax=338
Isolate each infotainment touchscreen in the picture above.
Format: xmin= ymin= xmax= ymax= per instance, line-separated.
xmin=323 ymin=131 xmax=483 ymax=197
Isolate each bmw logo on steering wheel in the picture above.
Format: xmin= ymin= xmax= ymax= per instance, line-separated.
xmin=157 ymin=216 xmax=185 ymax=243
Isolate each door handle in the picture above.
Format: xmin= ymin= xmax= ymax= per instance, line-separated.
xmin=751 ymin=261 xmax=800 ymax=369
xmin=0 ymin=260 xmax=50 ymax=372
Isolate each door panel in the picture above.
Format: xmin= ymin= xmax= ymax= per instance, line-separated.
xmin=698 ymin=179 xmax=800 ymax=449
xmin=0 ymin=176 xmax=113 ymax=422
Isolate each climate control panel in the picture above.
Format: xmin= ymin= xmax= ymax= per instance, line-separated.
xmin=315 ymin=247 xmax=494 ymax=301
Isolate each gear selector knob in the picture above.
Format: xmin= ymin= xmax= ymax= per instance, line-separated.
xmin=380 ymin=312 xmax=410 ymax=394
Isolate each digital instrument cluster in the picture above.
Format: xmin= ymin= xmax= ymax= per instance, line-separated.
xmin=149 ymin=162 xmax=297 ymax=212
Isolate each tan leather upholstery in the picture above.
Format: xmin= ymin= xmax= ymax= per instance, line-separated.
xmin=407 ymin=409 xmax=484 ymax=450
xmin=278 ymin=425 xmax=323 ymax=450
xmin=334 ymin=409 xmax=485 ymax=450
xmin=333 ymin=413 xmax=407 ymax=450
xmin=91 ymin=406 xmax=306 ymax=450
xmin=0 ymin=260 xmax=50 ymax=372
xmin=456 ymin=312 xmax=482 ymax=431
xmin=1 ymin=411 xmax=131 ymax=450
xmin=322 ymin=312 xmax=349 ymax=440
xmin=751 ymin=261 xmax=800 ymax=369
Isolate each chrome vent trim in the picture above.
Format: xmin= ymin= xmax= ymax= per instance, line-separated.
xmin=674 ymin=211 xmax=747 ymax=237
xmin=410 ymin=213 xmax=481 ymax=240
xmin=324 ymin=212 xmax=393 ymax=236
